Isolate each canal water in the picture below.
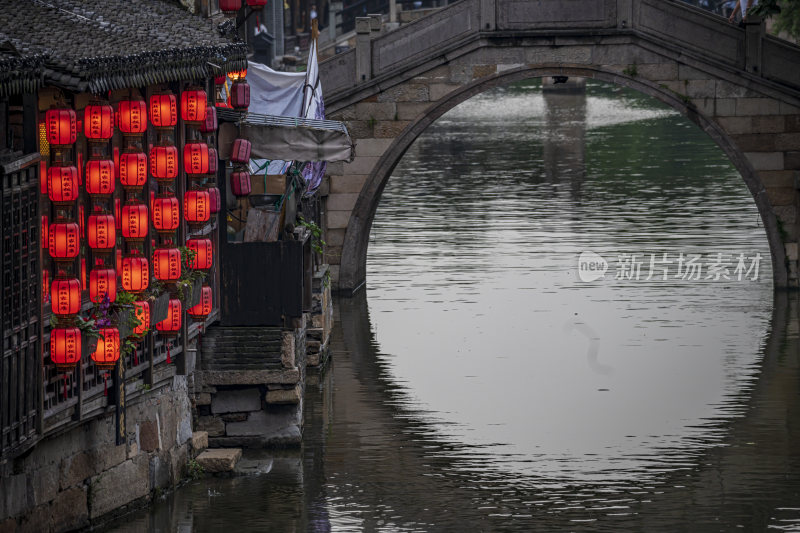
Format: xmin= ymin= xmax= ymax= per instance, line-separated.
xmin=111 ymin=81 xmax=800 ymax=531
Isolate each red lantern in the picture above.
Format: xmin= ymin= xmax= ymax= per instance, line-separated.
xmin=230 ymin=171 xmax=251 ymax=196
xmin=133 ymin=301 xmax=150 ymax=336
xmin=153 ymin=247 xmax=181 ymax=282
xmin=187 ymin=238 xmax=213 ymax=270
xmin=184 ymin=142 xmax=209 ymax=175
xmin=230 ymin=139 xmax=251 ymax=164
xmin=200 ymin=106 xmax=218 ymax=133
xmin=246 ymin=0 xmax=268 ymax=6
xmin=207 ymin=187 xmax=221 ymax=213
xmin=184 ymin=190 xmax=210 ymax=225
xmin=85 ymin=159 xmax=115 ymax=197
xmin=181 ymin=89 xmax=207 ymax=123
xmin=231 ymin=81 xmax=251 ymax=110
xmin=214 ymin=75 xmax=226 ymax=85
xmin=47 ymin=166 xmax=79 ymax=205
xmin=50 ymin=277 xmax=81 ymax=317
xmin=121 ymin=255 xmax=149 ymax=293
xmin=149 ymin=145 xmax=178 ymax=183
xmin=92 ymin=328 xmax=120 ymax=370
xmin=219 ymin=0 xmax=242 ymax=13
xmin=50 ymin=327 xmax=81 ymax=370
xmin=156 ymin=299 xmax=182 ymax=336
xmin=84 ymin=103 xmax=114 ymax=140
xmin=121 ymin=202 xmax=148 ymax=242
xmin=188 ymin=285 xmax=213 ymax=319
xmin=46 ymin=108 xmax=77 ymax=146
xmin=208 ymin=148 xmax=218 ymax=176
xmin=118 ymin=99 xmax=147 ymax=135
xmin=89 ymin=268 xmax=117 ymax=303
xmin=152 ymin=195 xmax=180 ymax=234
xmin=87 ymin=214 xmax=116 ymax=250
xmin=149 ymin=93 xmax=177 ymax=128
xmin=119 ymin=151 xmax=147 ymax=191
xmin=49 ymin=222 xmax=80 ymax=261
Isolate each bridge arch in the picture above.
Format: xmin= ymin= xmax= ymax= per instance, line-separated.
xmin=331 ymin=65 xmax=785 ymax=292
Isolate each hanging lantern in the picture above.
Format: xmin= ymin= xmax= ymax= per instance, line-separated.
xmin=208 ymin=148 xmax=218 ymax=177
xmin=50 ymin=327 xmax=81 ymax=370
xmin=89 ymin=268 xmax=117 ymax=303
xmin=230 ymin=81 xmax=251 ymax=110
xmin=184 ymin=141 xmax=210 ymax=176
xmin=214 ymin=75 xmax=226 ymax=86
xmin=230 ymin=170 xmax=251 ymax=196
xmin=87 ymin=214 xmax=116 ymax=250
xmin=149 ymin=93 xmax=177 ymax=129
xmin=230 ymin=139 xmax=251 ymax=164
xmin=121 ymin=255 xmax=149 ymax=293
xmin=121 ymin=202 xmax=148 ymax=243
xmin=246 ymin=0 xmax=268 ymax=6
xmin=227 ymin=69 xmax=247 ymax=82
xmin=152 ymin=195 xmax=180 ymax=235
xmin=219 ymin=0 xmax=242 ymax=13
xmin=91 ymin=328 xmax=120 ymax=370
xmin=207 ymin=187 xmax=221 ymax=214
xmin=85 ymin=159 xmax=115 ymax=197
xmin=188 ymin=285 xmax=213 ymax=320
xmin=119 ymin=151 xmax=147 ymax=191
xmin=46 ymin=108 xmax=77 ymax=146
xmin=186 ymin=238 xmax=213 ymax=270
xmin=50 ymin=277 xmax=81 ymax=317
xmin=133 ymin=301 xmax=150 ymax=336
xmin=200 ymin=106 xmax=217 ymax=133
xmin=153 ymin=247 xmax=181 ymax=282
xmin=149 ymin=144 xmax=178 ymax=183
xmin=180 ymin=89 xmax=207 ymax=123
xmin=84 ymin=103 xmax=114 ymax=140
xmin=118 ymin=99 xmax=147 ymax=135
xmin=156 ymin=299 xmax=181 ymax=336
xmin=47 ymin=165 xmax=79 ymax=205
xmin=49 ymin=222 xmax=80 ymax=261
xmin=184 ymin=190 xmax=210 ymax=225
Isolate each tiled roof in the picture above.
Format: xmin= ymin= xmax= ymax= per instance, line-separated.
xmin=0 ymin=0 xmax=247 ymax=95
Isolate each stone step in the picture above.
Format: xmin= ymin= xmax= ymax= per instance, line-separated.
xmin=195 ymin=448 xmax=242 ymax=473
xmin=190 ymin=431 xmax=209 ymax=453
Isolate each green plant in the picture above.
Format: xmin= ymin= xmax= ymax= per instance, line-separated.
xmin=175 ymin=246 xmax=207 ymax=305
xmin=623 ymin=64 xmax=638 ymax=77
xmin=323 ymin=269 xmax=331 ymax=289
xmin=298 ymin=216 xmax=326 ymax=255
xmin=187 ymin=458 xmax=205 ymax=480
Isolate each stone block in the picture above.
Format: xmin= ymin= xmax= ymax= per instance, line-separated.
xmin=636 ymin=63 xmax=678 ymax=80
xmin=781 ymin=102 xmax=800 ymax=114
xmin=752 ymin=115 xmax=786 ymax=133
xmin=775 ymin=133 xmax=800 ymax=151
xmin=327 ymin=210 xmax=352 ymax=230
xmin=281 ymin=331 xmax=296 ymax=368
xmin=195 ymin=449 xmax=242 ymax=473
xmin=715 ymin=80 xmax=760 ymax=98
xmin=376 ymin=83 xmax=429 ymax=102
xmin=428 ymin=83 xmax=459 ymax=102
xmin=326 ymin=228 xmax=345 ymax=247
xmin=374 ymin=120 xmax=411 ymax=138
xmin=195 ymin=392 xmax=211 ymax=406
xmin=59 ymin=452 xmax=96 ymax=490
xmin=496 ymin=63 xmax=525 ymax=73
xmin=49 ymin=487 xmax=87 ymax=533
xmin=330 ymin=174 xmax=368 ymax=194
xmin=736 ymin=98 xmax=781 ymax=116
xmin=685 ymin=79 xmax=715 ymax=98
xmin=30 ymin=462 xmax=59 ymax=506
xmin=786 ymin=242 xmax=799 ymax=261
xmin=354 ymin=137 xmax=394 ymax=157
xmin=717 ymin=116 xmax=751 ymax=135
xmin=766 ymin=187 xmax=796 ymax=206
xmin=678 ymin=64 xmax=708 ymax=80
xmin=138 ymin=419 xmax=161 ymax=452
xmin=191 ymin=431 xmax=209 ymax=452
xmin=526 ymin=46 xmax=592 ymax=64
xmin=196 ymin=416 xmax=225 ymax=437
xmin=211 ymin=388 xmax=262 ymax=414
xmin=344 ymin=120 xmax=375 ymax=139
xmin=731 ymin=133 xmax=776 ymax=152
xmin=344 ymin=155 xmax=380 ymax=175
xmin=16 ymin=507 xmax=48 ymax=533
xmin=327 ymin=193 xmax=360 ymax=212
xmin=775 ymin=205 xmax=797 ymax=226
xmin=265 ymin=384 xmax=302 ymax=405
xmin=88 ymin=455 xmax=149 ymax=519
xmin=715 ymin=98 xmax=736 ymax=116
xmin=200 ymin=368 xmax=301 ymax=386
xmin=353 ymin=102 xmax=396 ymax=120
xmin=745 ymin=151 xmax=784 ymax=170
xmin=221 ymin=413 xmax=248 ymax=422
xmin=690 ymin=98 xmax=714 ymax=116
xmin=472 ymin=64 xmax=496 ymax=79
xmin=149 ymin=453 xmax=171 ymax=490
xmin=396 ymin=102 xmax=432 ymax=120
xmin=759 ymin=170 xmax=795 ymax=188
xmin=784 ymin=151 xmax=800 ymax=170
xmin=0 ymin=474 xmax=28 ymax=519
xmin=89 ymin=443 xmax=127 ymax=473
xmin=168 ymin=443 xmax=189 ymax=483
xmin=225 ymin=406 xmax=302 ymax=445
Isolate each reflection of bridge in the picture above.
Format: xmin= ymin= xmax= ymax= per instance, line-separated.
xmin=319 ymin=0 xmax=800 ymax=292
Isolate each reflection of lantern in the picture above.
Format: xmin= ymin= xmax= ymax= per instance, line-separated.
xmin=85 ymin=159 xmax=115 ymax=197
xmin=156 ymin=299 xmax=181 ymax=336
xmin=84 ymin=103 xmax=114 ymax=140
xmin=121 ymin=255 xmax=149 ymax=293
xmin=219 ymin=0 xmax=242 ymax=13
xmin=49 ymin=222 xmax=80 ymax=261
xmin=87 ymin=214 xmax=116 ymax=250
xmin=230 ymin=171 xmax=251 ymax=196
xmin=51 ymin=277 xmax=81 ymax=317
xmin=50 ymin=327 xmax=81 ymax=370
xmin=89 ymin=268 xmax=117 ymax=303
xmin=46 ymin=108 xmax=77 ymax=146
xmin=188 ymin=285 xmax=213 ymax=319
xmin=187 ymin=238 xmax=213 ymax=270
xmin=207 ymin=187 xmax=221 ymax=213
xmin=133 ymin=301 xmax=150 ymax=336
xmin=47 ymin=166 xmax=79 ymax=205
xmin=121 ymin=202 xmax=148 ymax=242
xmin=184 ymin=190 xmax=210 ymax=225
xmin=118 ymin=99 xmax=147 ymax=135
xmin=149 ymin=93 xmax=177 ymax=128
xmin=149 ymin=145 xmax=178 ymax=183
xmin=92 ymin=328 xmax=120 ymax=370
xmin=180 ymin=89 xmax=207 ymax=123
xmin=201 ymin=106 xmax=217 ymax=133
xmin=152 ymin=195 xmax=180 ymax=234
xmin=184 ymin=142 xmax=209 ymax=175
xmin=119 ymin=151 xmax=147 ymax=191
xmin=153 ymin=247 xmax=181 ymax=282
xmin=230 ymin=139 xmax=251 ymax=163
xmin=208 ymin=148 xmax=218 ymax=176
xmin=231 ymin=81 xmax=250 ymax=110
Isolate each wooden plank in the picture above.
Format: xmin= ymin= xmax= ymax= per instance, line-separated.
xmin=243 ymin=208 xmax=281 ymax=242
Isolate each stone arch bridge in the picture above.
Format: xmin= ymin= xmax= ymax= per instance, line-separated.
xmin=318 ymin=0 xmax=800 ymax=292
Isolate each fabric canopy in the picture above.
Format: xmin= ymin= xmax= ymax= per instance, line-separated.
xmin=241 ymin=114 xmax=353 ymax=162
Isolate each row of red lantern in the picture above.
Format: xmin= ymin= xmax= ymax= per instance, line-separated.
xmin=50 ymin=326 xmax=123 ymax=371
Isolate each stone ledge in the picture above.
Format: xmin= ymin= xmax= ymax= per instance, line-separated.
xmin=195 ymin=448 xmax=242 ymax=473
xmin=198 ymin=368 xmax=300 ymax=386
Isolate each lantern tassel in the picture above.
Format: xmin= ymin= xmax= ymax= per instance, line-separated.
xmin=167 ymin=343 xmax=172 ymax=364
xmin=103 ymin=372 xmax=108 ymax=397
